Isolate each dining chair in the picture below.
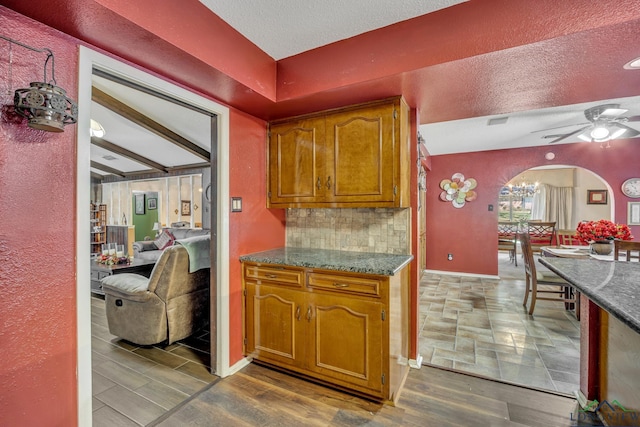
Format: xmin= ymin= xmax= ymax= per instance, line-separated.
xmin=525 ymin=221 xmax=557 ymax=254
xmin=556 ymin=229 xmax=586 ymax=246
xmin=614 ymin=240 xmax=640 ymax=261
xmin=498 ymin=221 xmax=520 ymax=266
xmin=519 ymin=232 xmax=580 ymax=319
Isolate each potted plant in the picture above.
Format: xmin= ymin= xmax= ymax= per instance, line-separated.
xmin=575 ymin=219 xmax=633 ymax=255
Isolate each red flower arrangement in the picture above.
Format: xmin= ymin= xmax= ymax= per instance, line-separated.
xmin=575 ymin=219 xmax=633 ymax=244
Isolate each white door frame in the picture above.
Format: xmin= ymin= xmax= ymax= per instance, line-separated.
xmin=76 ymin=46 xmax=231 ymax=426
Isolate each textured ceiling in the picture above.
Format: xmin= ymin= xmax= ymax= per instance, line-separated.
xmin=199 ymin=0 xmax=640 ymax=155
xmin=199 ymin=0 xmax=467 ymax=60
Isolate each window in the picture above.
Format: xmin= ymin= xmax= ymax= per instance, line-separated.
xmin=498 ymin=185 xmax=537 ymax=225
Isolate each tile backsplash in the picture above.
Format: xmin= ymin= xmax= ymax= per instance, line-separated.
xmin=286 ymin=208 xmax=410 ymax=254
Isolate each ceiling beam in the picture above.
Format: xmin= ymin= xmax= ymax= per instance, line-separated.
xmin=167 ymin=162 xmax=211 ymax=172
xmin=90 ymin=172 xmax=106 ymax=181
xmin=92 ymin=87 xmax=210 ymax=161
xmin=90 ymin=161 xmax=126 ymax=177
xmin=91 ymin=137 xmax=167 ymax=173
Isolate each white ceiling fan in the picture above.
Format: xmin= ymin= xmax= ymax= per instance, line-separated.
xmin=540 ymin=104 xmax=640 ymax=144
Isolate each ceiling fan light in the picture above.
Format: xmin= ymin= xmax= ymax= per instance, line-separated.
xmin=624 ymin=57 xmax=640 ymax=70
xmin=90 ymin=119 xmax=105 ymax=138
xmin=590 ymin=125 xmax=610 ymax=140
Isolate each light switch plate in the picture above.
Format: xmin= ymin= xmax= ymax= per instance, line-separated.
xmin=231 ymin=197 xmax=242 ymax=212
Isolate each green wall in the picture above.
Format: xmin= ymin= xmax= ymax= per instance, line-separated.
xmin=132 ymin=192 xmax=159 ymax=241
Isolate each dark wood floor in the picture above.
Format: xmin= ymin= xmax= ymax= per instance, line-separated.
xmin=150 ymin=363 xmax=601 ymax=427
xmin=91 ymin=296 xmax=217 ymax=426
xmin=92 ymin=294 xmax=602 ymax=427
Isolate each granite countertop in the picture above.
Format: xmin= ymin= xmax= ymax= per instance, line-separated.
xmin=539 ymin=258 xmax=640 ymax=334
xmin=239 ymin=247 xmax=413 ymax=276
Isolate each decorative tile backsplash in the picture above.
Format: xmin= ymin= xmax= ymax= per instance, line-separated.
xmin=286 ymin=208 xmax=411 ymax=254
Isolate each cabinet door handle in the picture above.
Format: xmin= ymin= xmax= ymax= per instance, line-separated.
xmin=316 ymin=177 xmax=321 ymax=190
xmin=296 ymin=306 xmax=301 ymax=321
xmin=326 ymin=176 xmax=332 ymax=189
xmin=265 ymin=274 xmax=278 ymax=279
xmin=306 ymin=306 xmax=312 ymax=322
xmin=333 ymin=283 xmax=350 ymax=288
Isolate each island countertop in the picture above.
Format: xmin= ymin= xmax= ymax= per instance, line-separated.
xmin=239 ymin=247 xmax=413 ymax=276
xmin=539 ymin=257 xmax=640 ymax=334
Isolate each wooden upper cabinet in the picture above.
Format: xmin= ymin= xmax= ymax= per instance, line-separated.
xmin=328 ymin=102 xmax=395 ymax=203
xmin=267 ymin=97 xmax=410 ymax=208
xmin=268 ymin=117 xmax=326 ymax=205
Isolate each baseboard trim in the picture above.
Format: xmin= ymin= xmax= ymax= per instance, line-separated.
xmin=218 ymin=357 xmax=251 ymax=378
xmin=409 ymin=354 xmax=423 ymax=369
xmin=424 ymin=269 xmax=500 ymax=280
xmin=575 ymin=389 xmax=594 ymax=411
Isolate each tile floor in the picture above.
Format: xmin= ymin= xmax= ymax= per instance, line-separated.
xmin=419 ymin=252 xmax=581 ymax=395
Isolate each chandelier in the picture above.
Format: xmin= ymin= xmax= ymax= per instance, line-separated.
xmin=1 ymin=35 xmax=78 ymax=132
xmin=505 ymin=181 xmax=539 ymax=198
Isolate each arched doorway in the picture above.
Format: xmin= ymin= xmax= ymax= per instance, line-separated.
xmin=499 ymin=165 xmax=615 ymax=231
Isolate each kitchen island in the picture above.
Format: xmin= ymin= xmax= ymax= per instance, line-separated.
xmin=240 ymin=247 xmax=413 ymax=402
xmin=539 ymin=257 xmax=640 ymax=421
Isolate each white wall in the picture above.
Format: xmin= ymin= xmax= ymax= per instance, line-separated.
xmin=573 ymin=168 xmax=612 ymax=225
xmin=510 ymin=167 xmax=612 ymax=229
xmin=102 ymin=173 xmax=204 ymax=228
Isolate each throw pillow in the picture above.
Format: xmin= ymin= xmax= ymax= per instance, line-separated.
xmin=154 ymin=230 xmax=174 ymax=250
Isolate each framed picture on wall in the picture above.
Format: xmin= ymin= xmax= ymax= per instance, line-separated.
xmin=587 ymin=189 xmax=608 ymax=205
xmin=135 ymin=193 xmax=145 ymax=215
xmin=181 ymin=200 xmax=191 ymax=216
xmin=147 ymin=198 xmax=157 ymax=210
xmin=628 ymin=202 xmax=640 ymax=225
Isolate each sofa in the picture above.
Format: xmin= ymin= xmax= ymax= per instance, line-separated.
xmin=101 ymin=242 xmax=210 ymax=345
xmin=133 ymin=227 xmax=210 ymax=261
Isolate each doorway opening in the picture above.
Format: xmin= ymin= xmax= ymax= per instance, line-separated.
xmin=77 ymin=46 xmax=231 ymax=424
xmin=420 ymin=165 xmax=613 ymax=395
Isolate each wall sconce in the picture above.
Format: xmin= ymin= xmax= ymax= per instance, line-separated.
xmin=1 ymin=35 xmax=78 ymax=132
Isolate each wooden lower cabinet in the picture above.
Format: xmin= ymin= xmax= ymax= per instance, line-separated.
xmin=245 ymin=284 xmax=304 ymax=368
xmin=308 ymin=292 xmax=384 ymax=394
xmin=243 ymin=262 xmax=409 ymax=402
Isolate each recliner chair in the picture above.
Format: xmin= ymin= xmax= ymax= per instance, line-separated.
xmin=101 ymin=244 xmax=209 ymax=345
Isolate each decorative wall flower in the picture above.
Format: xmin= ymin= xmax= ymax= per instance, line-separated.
xmin=439 ymin=173 xmax=477 ymax=208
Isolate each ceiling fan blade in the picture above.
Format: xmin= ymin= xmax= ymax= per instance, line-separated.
xmin=598 ymin=107 xmax=628 ymax=119
xmin=548 ymin=126 xmax=591 ymax=144
xmin=614 ymin=123 xmax=640 ymax=138
xmin=530 ymin=122 xmax=589 ymax=134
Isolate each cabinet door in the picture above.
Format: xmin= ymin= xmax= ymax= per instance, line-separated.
xmin=245 ymin=284 xmax=305 ymax=367
xmin=306 ymin=293 xmax=384 ymax=395
xmin=325 ymin=102 xmax=396 ymax=204
xmin=268 ymin=118 xmax=326 ymax=205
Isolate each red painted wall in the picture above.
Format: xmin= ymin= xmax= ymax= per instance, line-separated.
xmin=0 ymin=6 xmax=286 ymax=424
xmin=0 ymin=9 xmax=79 ymax=426
xmin=228 ymin=110 xmax=285 ymax=363
xmin=425 ymin=139 xmax=640 ymax=275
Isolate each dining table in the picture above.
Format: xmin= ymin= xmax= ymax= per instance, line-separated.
xmin=540 ymin=245 xmax=621 ymax=261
